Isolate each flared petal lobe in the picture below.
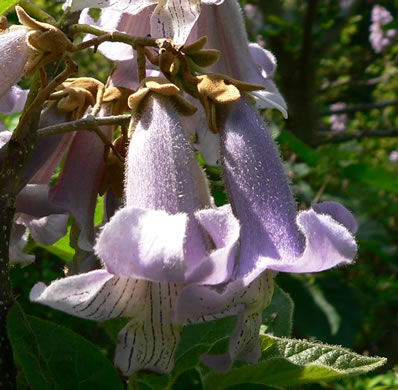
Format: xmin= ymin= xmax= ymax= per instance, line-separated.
xmin=220 ymin=98 xmax=357 ymax=284
xmin=30 ymin=267 xmax=183 ymax=374
xmin=96 ymin=95 xmax=239 ymax=285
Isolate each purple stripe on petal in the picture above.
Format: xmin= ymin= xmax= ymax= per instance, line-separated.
xmin=115 ymin=282 xmax=182 ymax=375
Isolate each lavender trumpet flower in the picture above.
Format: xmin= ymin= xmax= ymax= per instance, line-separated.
xmin=176 ymin=98 xmax=358 ymax=371
xmin=30 ymin=88 xmax=240 ymax=375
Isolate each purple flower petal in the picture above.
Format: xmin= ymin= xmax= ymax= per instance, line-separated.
xmin=177 ymin=271 xmax=274 ymax=371
xmin=30 ymin=270 xmax=132 ymax=320
xmin=0 ymin=28 xmax=31 ymax=100
xmin=187 ymin=205 xmax=239 ymax=285
xmin=248 ymin=43 xmax=277 ymax=78
xmin=220 ymin=98 xmax=357 ymax=284
xmin=96 ymin=207 xmax=188 ymax=282
xmin=49 ymin=110 xmax=112 ymax=251
xmin=0 ymin=85 xmax=28 ymax=114
xmin=17 ymin=214 xmax=68 ymax=246
xmin=126 ymin=95 xmax=212 ymax=278
xmin=115 ymin=282 xmax=182 ymax=375
xmin=30 ymin=271 xmax=182 ymax=375
xmin=79 ymin=8 xmax=152 ymax=61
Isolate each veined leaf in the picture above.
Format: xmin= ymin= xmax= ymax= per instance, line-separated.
xmin=202 ymin=335 xmax=386 ymax=390
xmin=7 ymin=304 xmax=123 ymax=390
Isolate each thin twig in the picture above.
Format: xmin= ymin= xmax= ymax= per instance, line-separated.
xmin=70 ymin=24 xmax=159 ymax=49
xmin=18 ymin=0 xmax=56 ymax=24
xmin=136 ymin=45 xmax=147 ymax=82
xmin=14 ymin=56 xmax=78 ymax=142
xmin=313 ymin=129 xmax=398 ymax=147
xmin=37 ymin=114 xmax=131 ymax=138
xmin=320 ymin=70 xmax=398 ymax=90
xmin=312 ymin=175 xmax=331 ymax=205
xmin=320 ymin=100 xmax=398 ymax=116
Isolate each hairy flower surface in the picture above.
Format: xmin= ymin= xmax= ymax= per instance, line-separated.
xmin=176 ymin=98 xmax=358 ymax=371
xmin=30 ymin=93 xmax=240 ymax=375
xmin=0 ymin=27 xmax=32 ymax=99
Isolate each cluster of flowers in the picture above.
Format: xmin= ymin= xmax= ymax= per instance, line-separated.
xmin=1 ymin=0 xmax=357 ymax=377
xmin=369 ymin=4 xmax=397 ymax=53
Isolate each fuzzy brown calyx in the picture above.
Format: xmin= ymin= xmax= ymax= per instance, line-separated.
xmin=196 ymin=73 xmax=264 ymax=104
xmin=181 ymin=37 xmax=219 ymax=68
xmin=0 ymin=15 xmax=8 ymax=32
xmin=128 ymin=77 xmax=197 ymax=115
xmin=49 ymin=77 xmax=105 ymax=120
xmin=127 ymin=77 xmax=197 ymax=137
xmin=16 ymin=6 xmax=77 ymax=76
xmin=103 ymin=86 xmax=134 ymax=115
xmin=194 ymin=73 xmax=264 ymax=133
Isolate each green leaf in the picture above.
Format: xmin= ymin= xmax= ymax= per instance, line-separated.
xmin=7 ymin=303 xmax=123 ymax=390
xmin=203 ymin=335 xmax=387 ymax=390
xmin=36 ymin=232 xmax=74 ymax=262
xmin=343 ymin=163 xmax=398 ymax=193
xmin=261 ymin=284 xmax=294 ymax=337
xmin=0 ymin=0 xmax=18 ymax=15
xmin=276 ymin=130 xmax=322 ymax=165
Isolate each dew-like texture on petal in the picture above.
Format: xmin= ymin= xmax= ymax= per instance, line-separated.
xmin=96 ymin=207 xmax=188 ymax=282
xmin=30 ymin=270 xmax=149 ymax=321
xmin=0 ymin=28 xmax=31 ymax=99
xmin=0 ymin=85 xmax=28 ymax=114
xmin=126 ymin=95 xmax=211 ymax=276
xmin=220 ymin=99 xmax=357 ymax=283
xmin=50 ymin=108 xmax=112 ymax=251
xmin=115 ymin=282 xmax=182 ymax=375
xmin=221 ymin=99 xmax=304 ymax=280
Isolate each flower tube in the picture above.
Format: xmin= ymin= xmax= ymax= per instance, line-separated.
xmin=176 ymin=98 xmax=358 ymax=371
xmin=30 ymin=91 xmax=240 ymax=375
